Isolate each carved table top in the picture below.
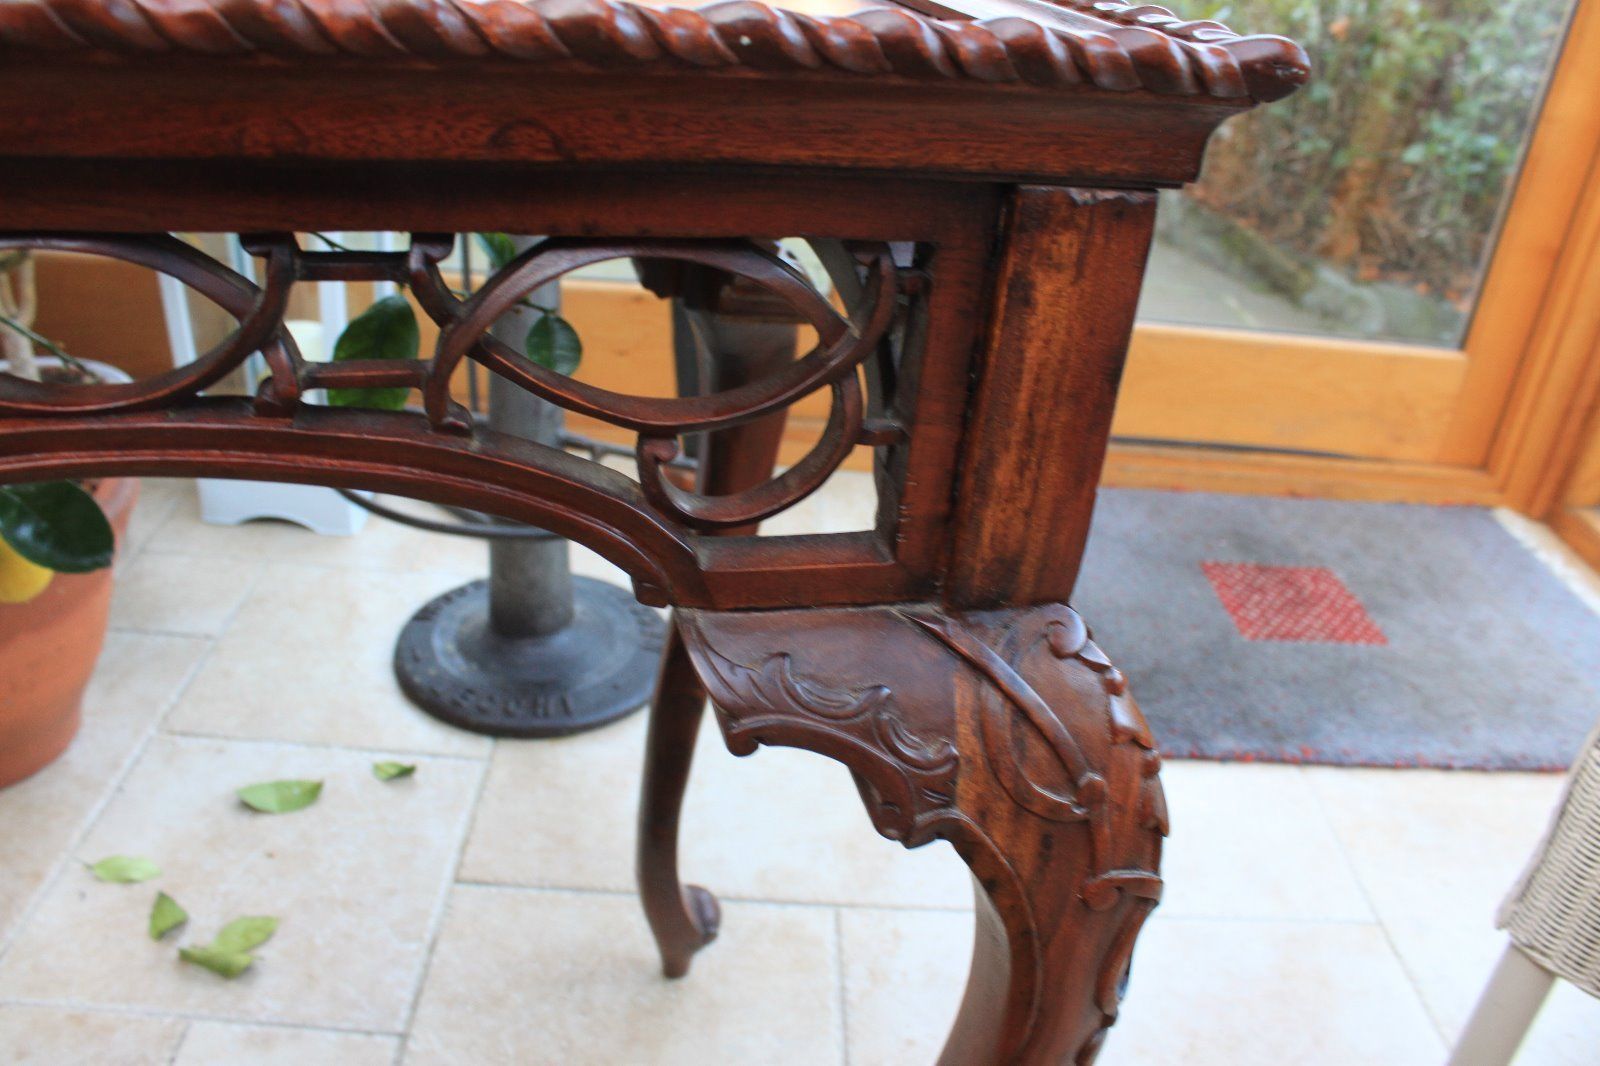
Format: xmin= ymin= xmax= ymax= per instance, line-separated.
xmin=0 ymin=0 xmax=1307 ymax=100
xmin=0 ymin=0 xmax=1308 ymax=185
xmin=0 ymin=5 xmax=1308 ymax=1058
xmin=0 ymin=0 xmax=1307 ymax=616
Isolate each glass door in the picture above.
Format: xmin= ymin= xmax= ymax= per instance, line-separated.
xmin=1111 ymin=0 xmax=1599 ymax=468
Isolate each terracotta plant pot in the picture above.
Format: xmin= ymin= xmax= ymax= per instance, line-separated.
xmin=0 ymin=357 xmax=138 ymax=787
xmin=0 ymin=476 xmax=139 ymax=787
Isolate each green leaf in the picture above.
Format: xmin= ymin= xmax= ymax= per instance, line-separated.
xmin=89 ymin=855 xmax=161 ymax=884
xmin=213 ymin=915 xmax=278 ymax=953
xmin=474 ymin=232 xmax=518 ymax=273
xmin=326 ymin=295 xmax=419 ymax=411
xmin=372 ymin=761 xmax=416 ymax=782
xmin=149 ymin=892 xmax=188 ymax=940
xmin=237 ymin=779 xmax=323 ymax=814
xmin=524 ymin=312 xmax=582 ymax=376
xmin=0 ymin=481 xmax=113 ymax=573
xmin=179 ymin=945 xmax=255 ymax=979
xmin=176 ymin=915 xmax=278 ymax=979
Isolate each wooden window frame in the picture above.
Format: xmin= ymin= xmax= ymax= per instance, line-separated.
xmin=1109 ymin=0 xmax=1600 ymax=507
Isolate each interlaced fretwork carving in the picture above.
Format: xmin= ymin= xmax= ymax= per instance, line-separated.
xmin=0 ymin=231 xmax=905 ymax=573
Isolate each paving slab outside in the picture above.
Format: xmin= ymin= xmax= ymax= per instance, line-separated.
xmin=1 ymin=475 xmax=1597 ymax=1065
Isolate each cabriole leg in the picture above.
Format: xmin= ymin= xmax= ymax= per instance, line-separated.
xmin=635 ymin=278 xmax=798 ymax=977
xmin=676 ymin=602 xmax=1167 ymax=1065
xmin=637 ymin=621 xmax=720 ymax=978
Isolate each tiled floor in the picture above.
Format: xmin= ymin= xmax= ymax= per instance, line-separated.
xmin=1 ymin=477 xmax=1598 ymax=1065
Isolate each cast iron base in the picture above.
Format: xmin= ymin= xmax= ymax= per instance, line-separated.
xmin=394 ymin=576 xmax=666 ymax=738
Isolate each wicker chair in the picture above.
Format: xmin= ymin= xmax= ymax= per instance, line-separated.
xmin=1449 ymin=720 xmax=1600 ymax=1064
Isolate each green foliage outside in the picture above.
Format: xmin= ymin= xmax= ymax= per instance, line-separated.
xmin=1182 ymin=0 xmax=1571 ymax=333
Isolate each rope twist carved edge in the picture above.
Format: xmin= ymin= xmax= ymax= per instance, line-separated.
xmin=0 ymin=0 xmax=1310 ymax=101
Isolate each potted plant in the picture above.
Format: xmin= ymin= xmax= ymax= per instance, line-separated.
xmin=0 ymin=249 xmax=136 ymax=787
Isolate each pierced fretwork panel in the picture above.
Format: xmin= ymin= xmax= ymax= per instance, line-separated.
xmin=0 ymin=231 xmax=932 ymax=608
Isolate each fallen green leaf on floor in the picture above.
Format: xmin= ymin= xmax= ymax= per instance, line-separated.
xmin=149 ymin=892 xmax=187 ymax=940
xmin=89 ymin=855 xmax=161 ymax=883
xmin=237 ymin=779 xmax=322 ymax=814
xmin=179 ymin=945 xmax=255 ymax=979
xmin=372 ymin=761 xmax=416 ymax=781
xmin=213 ymin=916 xmax=278 ymax=953
xmin=178 ymin=915 xmax=278 ymax=980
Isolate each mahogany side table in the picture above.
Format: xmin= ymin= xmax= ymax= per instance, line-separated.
xmin=0 ymin=2 xmax=1307 ymax=1060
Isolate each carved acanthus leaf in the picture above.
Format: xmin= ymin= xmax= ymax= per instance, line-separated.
xmin=681 ymin=618 xmax=959 ymax=842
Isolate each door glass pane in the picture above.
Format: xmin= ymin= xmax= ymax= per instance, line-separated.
xmin=1137 ymin=0 xmax=1577 ymax=347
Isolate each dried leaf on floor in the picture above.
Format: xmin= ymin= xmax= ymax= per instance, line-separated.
xmin=214 ymin=915 xmax=278 ymax=953
xmin=179 ymin=945 xmax=255 ymax=979
xmin=89 ymin=855 xmax=161 ymax=883
xmin=237 ymin=779 xmax=323 ymax=814
xmin=149 ymin=892 xmax=188 ymax=940
xmin=372 ymin=761 xmax=416 ymax=782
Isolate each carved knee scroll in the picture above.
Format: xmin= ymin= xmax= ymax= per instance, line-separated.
xmin=677 ymin=603 xmax=1166 ymax=1065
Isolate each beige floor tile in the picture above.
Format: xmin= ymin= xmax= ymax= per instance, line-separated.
xmin=163 ymin=565 xmax=491 ymax=757
xmin=1379 ymin=913 xmax=1508 ymax=1045
xmin=1306 ymin=767 xmax=1566 ymax=1037
xmin=145 ymin=489 xmax=482 ymax=572
xmin=1108 ymin=915 xmax=1445 ymax=1065
xmin=841 ymin=908 xmax=1447 ymax=1065
xmin=146 ymin=489 xmax=601 ymax=576
xmin=119 ymin=478 xmax=192 ymax=565
xmin=404 ymin=886 xmax=841 ymax=1066
xmin=1512 ymin=981 xmax=1600 ymax=1065
xmin=569 ymin=541 xmax=639 ymax=585
xmin=1379 ymin=913 xmax=1600 ymax=1064
xmin=1392 ymin=921 xmax=1600 ymax=1064
xmin=0 ymin=632 xmax=207 ymax=944
xmin=142 ymin=477 xmax=807 ymax=594
xmin=589 ymin=458 xmax=876 ymax=539
xmin=0 ymin=735 xmax=483 ymax=1031
xmin=174 ymin=1021 xmax=398 ymax=1065
xmin=460 ymin=712 xmax=972 ymax=908
xmin=1158 ymin=760 xmax=1372 ymax=921
xmin=839 ymin=907 xmax=972 ymax=1066
xmin=759 ymin=470 xmax=877 ymax=537
xmin=109 ymin=552 xmax=262 ymax=636
xmin=1308 ymin=767 xmax=1564 ymax=921
xmin=0 ymin=1004 xmax=184 ymax=1065
xmin=147 ymin=485 xmax=647 ymax=597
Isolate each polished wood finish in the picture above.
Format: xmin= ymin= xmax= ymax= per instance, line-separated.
xmin=0 ymin=0 xmax=1305 ymax=186
xmin=0 ymin=0 xmax=1307 ymax=1058
xmin=1498 ymin=129 xmax=1600 ymax=517
xmin=677 ymin=602 xmax=1164 ymax=1064
xmin=1105 ymin=441 xmax=1506 ymax=505
xmin=637 ymin=281 xmax=798 ymax=978
xmin=1120 ymin=324 xmax=1468 ymax=461
xmin=947 ymin=187 xmax=1156 ymax=608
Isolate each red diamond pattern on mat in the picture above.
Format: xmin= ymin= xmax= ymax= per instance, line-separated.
xmin=1202 ymin=562 xmax=1388 ymax=645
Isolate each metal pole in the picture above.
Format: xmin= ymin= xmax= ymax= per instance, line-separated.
xmin=485 ymin=284 xmax=575 ymax=639
xmin=392 ymin=242 xmax=664 ymax=738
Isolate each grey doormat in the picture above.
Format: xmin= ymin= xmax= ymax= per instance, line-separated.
xmin=1073 ymin=490 xmax=1600 ymax=771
